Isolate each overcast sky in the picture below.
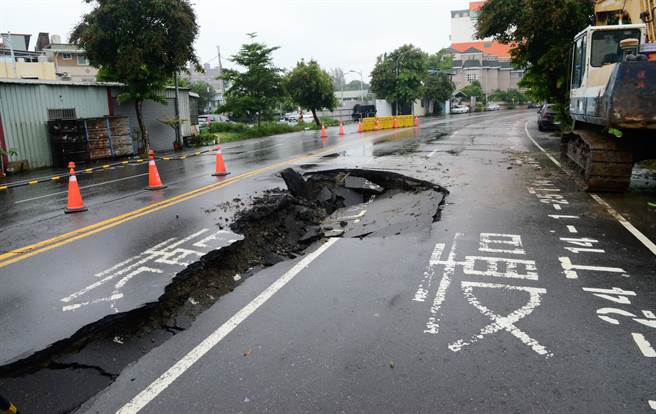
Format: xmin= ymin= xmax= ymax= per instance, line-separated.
xmin=2 ymin=0 xmax=471 ymax=83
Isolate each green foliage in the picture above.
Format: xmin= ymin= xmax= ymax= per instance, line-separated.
xmin=190 ymin=81 xmax=216 ymax=113
xmin=209 ymin=122 xmax=247 ymax=133
xmin=488 ymin=88 xmax=528 ymax=104
xmin=0 ymin=147 xmax=18 ymax=159
xmin=459 ymin=80 xmax=485 ymax=100
xmin=206 ymin=121 xmax=307 ymax=142
xmin=475 ymin=102 xmax=485 ymax=112
xmin=319 ymin=117 xmax=340 ymax=127
xmin=344 ymin=79 xmax=369 ymax=91
xmin=427 ymin=49 xmax=454 ymax=72
xmin=477 ymin=0 xmax=594 ymax=120
xmin=370 ymin=44 xmax=428 ymax=115
xmin=219 ymin=36 xmax=284 ymax=125
xmin=423 ymin=72 xmax=455 ymax=111
xmin=71 ymin=0 xmax=199 ymax=150
xmin=423 ymin=49 xmax=455 ymax=113
xmin=286 ymin=60 xmax=337 ymax=126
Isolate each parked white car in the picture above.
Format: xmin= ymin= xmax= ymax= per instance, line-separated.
xmin=451 ymin=106 xmax=470 ymax=114
xmin=485 ymin=103 xmax=500 ymax=111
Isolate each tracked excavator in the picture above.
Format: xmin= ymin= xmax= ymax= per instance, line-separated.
xmin=565 ymin=0 xmax=656 ymax=191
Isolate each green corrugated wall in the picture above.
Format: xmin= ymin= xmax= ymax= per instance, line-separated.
xmin=0 ymin=83 xmax=109 ymax=169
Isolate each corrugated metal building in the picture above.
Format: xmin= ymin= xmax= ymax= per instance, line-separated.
xmin=0 ymin=79 xmax=114 ymax=169
xmin=111 ymin=87 xmax=193 ymax=152
xmin=0 ymin=79 xmax=195 ymax=169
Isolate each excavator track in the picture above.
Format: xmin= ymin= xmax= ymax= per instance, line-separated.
xmin=563 ymin=129 xmax=634 ymax=192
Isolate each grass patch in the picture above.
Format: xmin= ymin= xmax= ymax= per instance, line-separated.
xmin=196 ymin=118 xmax=343 ymax=146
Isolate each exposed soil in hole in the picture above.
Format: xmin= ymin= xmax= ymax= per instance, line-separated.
xmin=0 ymin=168 xmax=447 ymax=414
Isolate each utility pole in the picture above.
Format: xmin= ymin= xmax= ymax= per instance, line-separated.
xmin=4 ymin=32 xmax=17 ymax=78
xmin=173 ymin=72 xmax=182 ymax=148
xmin=348 ymin=70 xmax=365 ymax=102
xmin=217 ymin=45 xmax=225 ymax=106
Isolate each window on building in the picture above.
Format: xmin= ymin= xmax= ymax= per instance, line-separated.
xmin=61 ymin=53 xmax=72 ymax=60
xmin=466 ymin=74 xmax=479 ymax=83
xmin=48 ymin=108 xmax=77 ymax=120
xmin=77 ymin=54 xmax=90 ymax=65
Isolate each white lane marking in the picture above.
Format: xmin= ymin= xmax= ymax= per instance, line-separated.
xmin=427 ymin=149 xmax=438 ymax=158
xmin=523 ymin=122 xmax=561 ymax=167
xmin=14 ymin=173 xmax=150 ymax=204
xmin=549 ymin=215 xmax=579 ymax=219
xmin=524 ymin=121 xmax=656 ymax=257
xmin=567 ymin=225 xmax=578 ymax=234
xmin=553 ymin=204 xmax=562 ymax=210
xmin=589 ymin=194 xmax=656 ymax=256
xmin=116 ymin=238 xmax=339 ymax=414
xmin=632 ymin=333 xmax=656 ymax=357
xmin=649 ymin=400 xmax=656 ymax=410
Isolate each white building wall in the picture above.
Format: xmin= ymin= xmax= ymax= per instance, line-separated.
xmin=451 ymin=15 xmax=476 ymax=43
xmin=375 ymin=99 xmax=393 ymax=117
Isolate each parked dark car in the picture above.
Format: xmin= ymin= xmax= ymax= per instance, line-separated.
xmin=352 ymin=104 xmax=377 ymax=121
xmin=527 ymin=102 xmax=540 ymax=109
xmin=537 ymin=104 xmax=560 ymax=131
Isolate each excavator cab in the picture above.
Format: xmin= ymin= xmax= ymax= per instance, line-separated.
xmin=569 ymin=24 xmax=655 ymax=129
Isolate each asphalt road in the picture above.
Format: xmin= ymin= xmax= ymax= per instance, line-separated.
xmin=2 ymin=110 xmax=656 ymax=412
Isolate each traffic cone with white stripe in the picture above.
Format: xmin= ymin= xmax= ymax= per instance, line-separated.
xmin=414 ymin=116 xmax=420 ymax=127
xmin=212 ymin=146 xmax=230 ymax=176
xmin=146 ymin=149 xmax=167 ymax=190
xmin=320 ymin=124 xmax=327 ymax=138
xmin=357 ymin=121 xmax=363 ymax=133
xmin=338 ymin=121 xmax=345 ymax=136
xmin=64 ymin=161 xmax=87 ymax=214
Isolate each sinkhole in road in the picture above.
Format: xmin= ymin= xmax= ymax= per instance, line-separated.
xmin=0 ymin=169 xmax=448 ymax=414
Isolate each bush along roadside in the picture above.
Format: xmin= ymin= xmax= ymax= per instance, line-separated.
xmin=196 ymin=118 xmax=343 ymax=146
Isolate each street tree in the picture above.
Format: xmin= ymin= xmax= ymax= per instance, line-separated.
xmin=286 ymin=60 xmax=337 ymax=126
xmin=460 ymin=80 xmax=485 ymax=101
xmin=476 ymin=0 xmax=594 ymax=116
xmin=370 ymin=44 xmax=427 ymax=115
xmin=427 ymin=49 xmax=454 ymax=72
xmin=344 ymin=79 xmax=369 ymax=91
xmin=423 ymin=49 xmax=455 ymax=114
xmin=71 ymin=0 xmax=199 ymax=151
xmin=220 ymin=34 xmax=284 ymax=125
xmin=423 ymin=72 xmax=455 ymax=114
xmin=189 ymin=81 xmax=216 ymax=114
xmin=488 ymin=89 xmax=528 ymax=104
xmin=329 ymin=68 xmax=346 ymax=92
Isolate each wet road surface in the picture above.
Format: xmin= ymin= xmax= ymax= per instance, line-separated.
xmin=0 ymin=112 xmax=509 ymax=369
xmin=3 ymin=110 xmax=656 ymax=413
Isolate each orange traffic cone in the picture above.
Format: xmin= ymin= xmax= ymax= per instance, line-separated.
xmin=146 ymin=149 xmax=167 ymax=190
xmin=393 ymin=117 xmax=398 ymax=128
xmin=357 ymin=121 xmax=363 ymax=133
xmin=374 ymin=118 xmax=381 ymax=131
xmin=414 ymin=116 xmax=420 ymax=127
xmin=321 ymin=124 xmax=327 ymax=138
xmin=338 ymin=121 xmax=345 ymax=136
xmin=212 ymin=146 xmax=230 ymax=176
xmin=65 ymin=161 xmax=87 ymax=214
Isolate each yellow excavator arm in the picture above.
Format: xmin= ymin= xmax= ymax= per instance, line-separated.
xmin=595 ymin=0 xmax=656 ymax=42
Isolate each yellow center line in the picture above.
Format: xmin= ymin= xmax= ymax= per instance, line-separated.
xmin=0 ymin=140 xmax=358 ymax=269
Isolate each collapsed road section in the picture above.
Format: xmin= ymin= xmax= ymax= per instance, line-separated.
xmin=0 ymin=169 xmax=448 ymax=414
